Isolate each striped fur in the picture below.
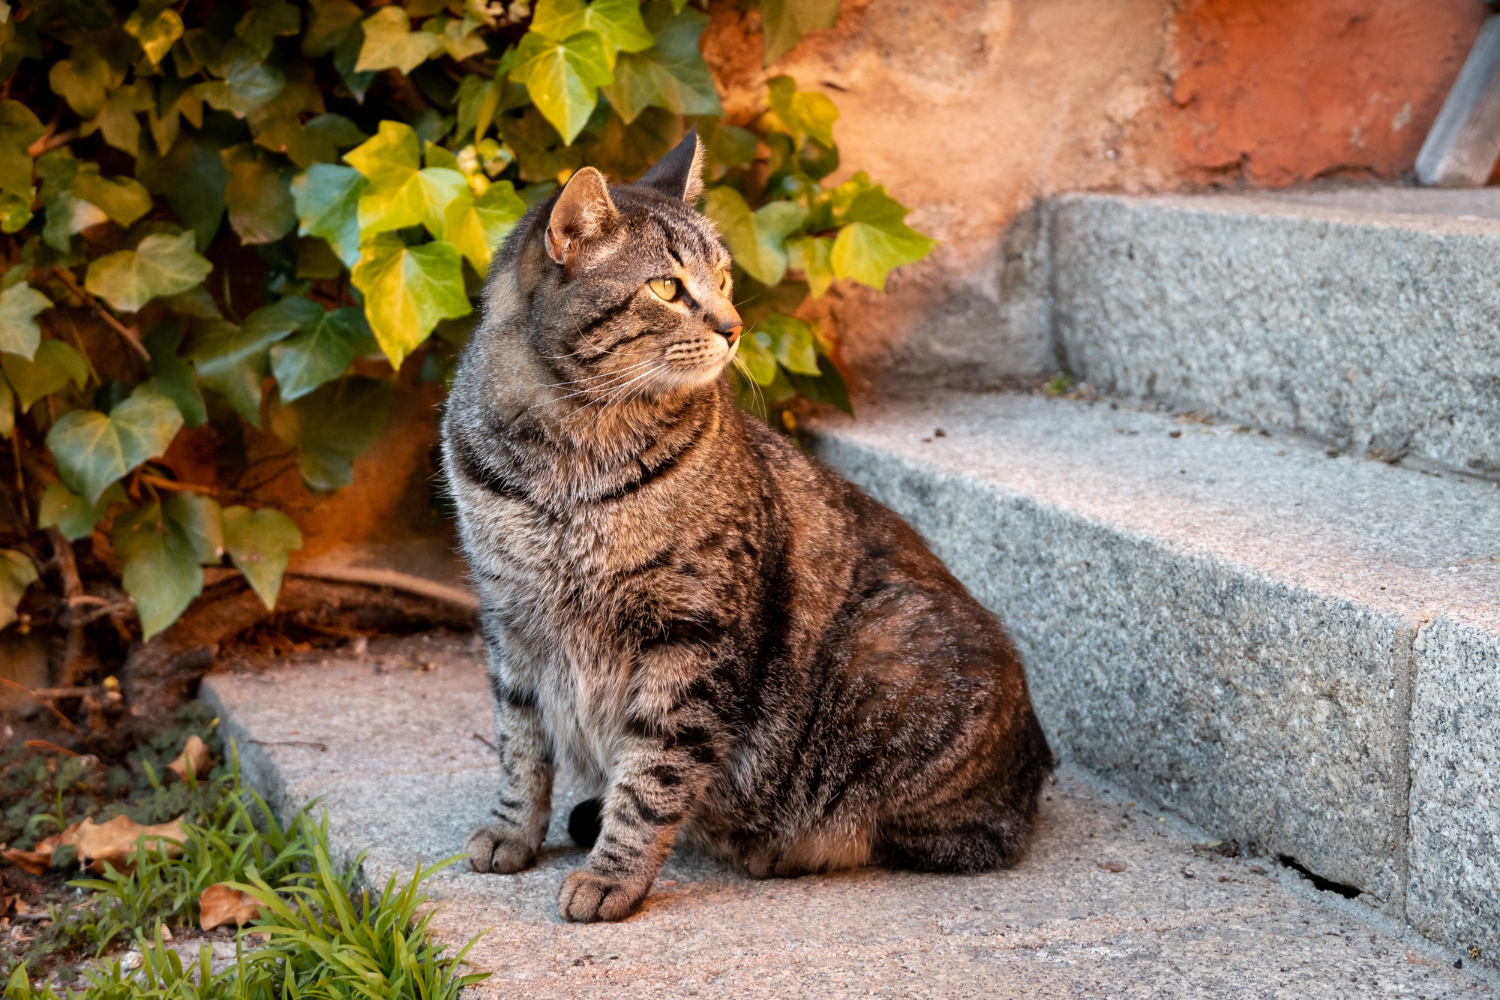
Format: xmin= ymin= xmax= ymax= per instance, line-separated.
xmin=441 ymin=134 xmax=1052 ymax=923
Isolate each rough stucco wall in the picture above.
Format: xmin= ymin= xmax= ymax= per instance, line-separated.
xmin=1169 ymin=0 xmax=1486 ymax=186
xmin=700 ymin=0 xmax=1488 ymax=392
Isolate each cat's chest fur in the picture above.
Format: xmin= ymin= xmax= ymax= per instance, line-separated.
xmin=452 ymin=432 xmax=721 ymax=780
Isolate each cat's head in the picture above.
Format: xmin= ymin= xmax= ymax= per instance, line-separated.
xmin=495 ymin=131 xmax=742 ymax=404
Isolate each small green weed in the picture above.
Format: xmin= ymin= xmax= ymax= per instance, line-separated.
xmin=1043 ymin=371 xmax=1076 ymax=397
xmin=6 ymin=839 xmax=485 ymax=1000
xmin=3 ymin=728 xmax=487 ymax=999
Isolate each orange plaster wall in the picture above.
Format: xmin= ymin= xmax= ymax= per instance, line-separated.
xmin=1169 ymin=0 xmax=1489 ymax=186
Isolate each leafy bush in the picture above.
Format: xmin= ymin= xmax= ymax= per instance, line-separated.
xmin=0 ymin=0 xmax=933 ymax=640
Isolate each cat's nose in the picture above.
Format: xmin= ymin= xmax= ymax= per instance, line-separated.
xmin=718 ymin=323 xmax=742 ymax=345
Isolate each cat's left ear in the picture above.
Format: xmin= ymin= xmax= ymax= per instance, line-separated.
xmin=638 ymin=128 xmax=705 ymax=205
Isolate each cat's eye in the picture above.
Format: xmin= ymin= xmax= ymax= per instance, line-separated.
xmin=648 ymin=277 xmax=678 ymax=301
xmin=718 ymin=271 xmax=731 ymax=293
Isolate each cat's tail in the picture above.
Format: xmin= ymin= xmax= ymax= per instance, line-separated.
xmin=568 ymin=797 xmax=603 ymax=849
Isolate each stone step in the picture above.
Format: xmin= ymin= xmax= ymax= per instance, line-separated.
xmin=1049 ymin=190 xmax=1500 ymax=478
xmin=809 ymin=390 xmax=1500 ymax=965
xmin=200 ymin=639 xmax=1493 ymax=999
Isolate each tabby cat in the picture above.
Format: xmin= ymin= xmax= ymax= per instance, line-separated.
xmin=441 ymin=131 xmax=1052 ymax=923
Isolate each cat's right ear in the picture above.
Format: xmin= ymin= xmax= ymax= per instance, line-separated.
xmin=546 ymin=167 xmax=618 ymax=265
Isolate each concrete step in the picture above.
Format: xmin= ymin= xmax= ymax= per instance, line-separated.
xmin=200 ymin=639 xmax=1494 ymax=999
xmin=809 ymin=390 xmax=1500 ymax=966
xmin=1049 ymin=189 xmax=1500 ymax=478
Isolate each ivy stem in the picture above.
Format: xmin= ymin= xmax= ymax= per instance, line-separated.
xmin=47 ymin=527 xmax=87 ymax=688
xmin=11 ymin=428 xmax=28 ymax=526
xmin=52 ymin=267 xmax=152 ymax=363
xmin=140 ymin=473 xmax=217 ymax=495
xmin=26 ymin=128 xmax=78 ymax=160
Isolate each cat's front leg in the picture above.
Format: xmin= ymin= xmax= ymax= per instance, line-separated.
xmin=468 ymin=675 xmax=553 ymax=874
xmin=557 ymin=673 xmax=721 ymax=922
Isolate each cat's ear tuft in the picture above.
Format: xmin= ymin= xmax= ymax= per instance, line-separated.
xmin=638 ymin=129 xmax=705 ymax=205
xmin=547 ymin=167 xmax=618 ymax=265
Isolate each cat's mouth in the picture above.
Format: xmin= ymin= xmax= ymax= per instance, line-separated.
xmin=656 ymin=335 xmax=738 ymax=390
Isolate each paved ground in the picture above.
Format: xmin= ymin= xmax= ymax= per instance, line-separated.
xmin=202 ymin=636 xmax=1495 ymax=999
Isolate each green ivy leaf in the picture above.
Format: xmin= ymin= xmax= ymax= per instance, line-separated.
xmin=237 ymin=0 xmax=302 ymax=60
xmin=2 ymin=340 xmax=88 ymax=411
xmin=113 ymin=500 xmax=202 ymax=639
xmin=49 ymin=53 xmax=114 ymax=120
xmin=37 ymin=481 xmax=128 ymax=542
xmin=500 ymin=107 xmax=584 ymax=182
xmin=222 ymin=143 xmax=297 ymax=245
xmin=703 ymin=186 xmax=809 ymax=286
xmin=425 ymin=14 xmax=490 ymax=62
xmin=0 ymin=548 xmax=38 ymax=631
xmin=766 ymin=75 xmax=838 ymax=148
xmin=456 ymin=74 xmax=501 ymax=143
xmin=350 ymin=234 xmax=471 ymax=368
xmin=757 ymin=313 xmax=820 ymax=375
xmin=138 ymin=135 xmax=229 ymax=251
xmin=0 ymin=282 xmax=52 ymax=361
xmin=124 ymin=7 xmax=185 ymax=66
xmin=70 ymin=164 xmax=154 ymax=227
xmin=760 ymin=0 xmax=840 ymax=66
xmin=345 ymin=120 xmax=469 ymax=239
xmin=142 ymin=322 xmax=207 ymax=427
xmin=191 ymin=298 xmax=320 ymax=426
xmin=787 ymin=353 xmax=851 ymax=414
xmin=222 ymin=505 xmax=302 ymax=609
xmin=197 ymin=47 xmax=286 ymax=116
xmin=582 ymin=105 xmax=676 ymax=180
xmin=510 ymin=29 xmax=614 ymax=145
xmin=303 ymin=0 xmax=363 ymax=56
xmin=532 ymin=0 xmax=654 ymax=66
xmin=0 ymin=101 xmax=42 ymax=200
xmin=603 ymin=3 xmax=722 ymax=124
xmin=269 ymin=306 xmax=373 ymax=401
xmin=85 ymin=232 xmax=214 ymax=314
xmin=444 ymin=179 xmax=527 ymax=273
xmin=268 ymin=375 xmax=392 ymax=491
xmin=736 ymin=328 xmax=778 ymax=385
xmin=355 ymin=6 xmax=443 ymax=74
xmin=165 ymin=491 xmax=225 ymax=565
xmin=830 ymin=185 xmax=935 ymax=292
xmin=0 ymin=193 xmax=33 ymax=234
xmin=291 ymin=163 xmax=367 ymax=267
xmin=789 ymin=234 xmax=834 ymax=297
xmin=82 ymin=82 xmax=152 ymax=158
xmin=46 ymin=385 xmax=184 ymax=504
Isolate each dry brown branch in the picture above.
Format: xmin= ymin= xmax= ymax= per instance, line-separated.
xmin=52 ymin=267 xmax=151 ymax=362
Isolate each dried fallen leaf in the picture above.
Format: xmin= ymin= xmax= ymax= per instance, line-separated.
xmin=1098 ymin=860 xmax=1127 ymax=873
xmin=57 ymin=815 xmax=187 ymax=872
xmin=2 ymin=847 xmax=52 ymax=876
xmin=199 ymin=883 xmax=264 ymax=930
xmin=2 ymin=832 xmax=61 ymax=875
xmin=168 ymin=735 xmax=211 ymax=782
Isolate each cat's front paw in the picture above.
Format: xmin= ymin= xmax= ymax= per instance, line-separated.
xmin=467 ymin=825 xmax=536 ymax=874
xmin=557 ymin=869 xmax=643 ymax=922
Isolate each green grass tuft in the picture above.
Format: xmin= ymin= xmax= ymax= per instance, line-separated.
xmin=4 ymin=738 xmax=488 ymax=1000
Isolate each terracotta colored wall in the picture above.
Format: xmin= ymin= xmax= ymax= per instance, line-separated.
xmin=1170 ymin=0 xmax=1488 ymax=185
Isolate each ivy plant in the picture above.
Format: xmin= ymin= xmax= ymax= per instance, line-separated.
xmin=0 ymin=0 xmax=933 ymax=640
